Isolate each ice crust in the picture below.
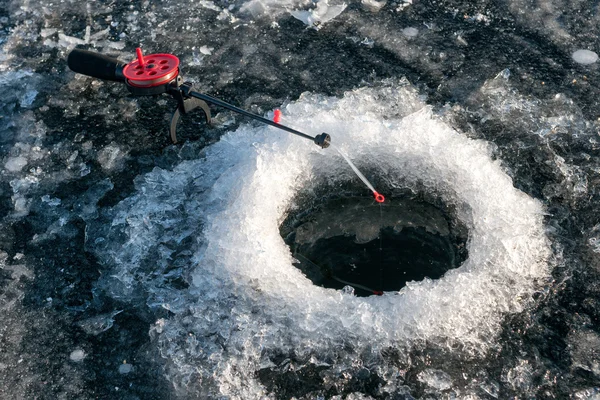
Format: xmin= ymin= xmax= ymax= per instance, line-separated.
xmin=92 ymin=80 xmax=552 ymax=397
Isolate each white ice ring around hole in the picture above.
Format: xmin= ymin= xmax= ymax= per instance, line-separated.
xmin=188 ymin=86 xmax=551 ymax=353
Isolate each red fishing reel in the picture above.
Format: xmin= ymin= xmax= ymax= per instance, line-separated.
xmin=123 ymin=48 xmax=179 ymax=88
xmin=120 ymin=48 xmax=183 ymax=96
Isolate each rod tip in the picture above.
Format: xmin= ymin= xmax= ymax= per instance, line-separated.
xmin=373 ymin=191 xmax=385 ymax=203
xmin=314 ymin=133 xmax=331 ymax=148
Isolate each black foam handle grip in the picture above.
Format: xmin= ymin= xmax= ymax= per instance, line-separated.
xmin=67 ymin=49 xmax=126 ymax=82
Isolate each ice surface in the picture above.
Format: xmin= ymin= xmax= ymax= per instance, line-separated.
xmin=1 ymin=0 xmax=597 ymax=397
xmin=91 ymin=80 xmax=552 ymax=397
xmin=572 ymin=49 xmax=598 ymax=65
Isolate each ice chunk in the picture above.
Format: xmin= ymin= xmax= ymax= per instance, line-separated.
xmin=417 ymin=369 xmax=453 ymax=391
xmin=362 ymin=0 xmax=386 ymax=12
xmin=241 ymin=0 xmax=308 ymax=17
xmin=4 ymin=156 xmax=28 ymax=172
xmin=503 ymin=359 xmax=533 ymax=393
xmin=572 ymin=49 xmax=598 ymax=65
xmin=12 ymin=194 xmax=31 ymax=217
xmin=395 ymin=0 xmax=412 ymax=11
xmin=41 ymin=195 xmax=61 ymax=206
xmin=40 ymin=28 xmax=57 ymax=38
xmin=74 ymin=178 xmax=114 ymax=220
xmin=69 ymin=349 xmax=86 ymax=362
xmin=198 ymin=0 xmax=221 ymax=12
xmin=291 ymin=1 xmax=347 ymax=30
xmin=54 ymin=30 xmax=124 ymax=50
xmin=573 ymin=388 xmax=600 ymax=400
xmin=480 ymin=380 xmax=500 ymax=398
xmin=199 ymin=45 xmax=213 ymax=55
xmin=58 ymin=33 xmax=86 ymax=47
xmin=240 ymin=0 xmax=268 ymax=17
xmin=118 ymin=362 xmax=133 ymax=374
xmin=341 ymin=285 xmax=355 ymax=295
xmin=97 ymin=143 xmax=127 ymax=172
xmin=569 ymin=329 xmax=600 ymax=377
xmin=76 ymin=310 xmax=122 ymax=335
xmin=402 ymin=27 xmax=419 ymax=37
xmin=19 ymin=90 xmax=37 ymax=107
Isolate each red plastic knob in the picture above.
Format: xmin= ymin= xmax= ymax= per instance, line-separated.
xmin=373 ymin=191 xmax=385 ymax=203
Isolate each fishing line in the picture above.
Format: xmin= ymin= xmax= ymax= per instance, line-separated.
xmin=379 ymin=201 xmax=384 ymax=294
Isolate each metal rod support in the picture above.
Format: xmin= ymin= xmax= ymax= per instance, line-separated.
xmin=188 ymin=90 xmax=316 ymax=142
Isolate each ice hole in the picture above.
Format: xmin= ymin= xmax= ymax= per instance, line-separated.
xmin=281 ymin=194 xmax=468 ymax=296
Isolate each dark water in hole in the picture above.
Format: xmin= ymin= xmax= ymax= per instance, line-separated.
xmin=283 ymin=196 xmax=468 ymax=296
xmin=294 ymin=227 xmax=461 ymax=295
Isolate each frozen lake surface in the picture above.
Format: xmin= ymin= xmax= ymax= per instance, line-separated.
xmin=1 ymin=0 xmax=599 ymax=399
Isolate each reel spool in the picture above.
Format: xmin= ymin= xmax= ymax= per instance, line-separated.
xmin=122 ymin=48 xmax=180 ymax=89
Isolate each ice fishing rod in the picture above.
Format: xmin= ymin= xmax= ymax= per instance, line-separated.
xmin=67 ymin=48 xmax=331 ymax=147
